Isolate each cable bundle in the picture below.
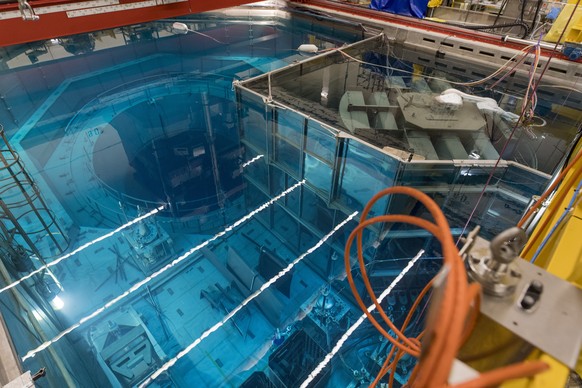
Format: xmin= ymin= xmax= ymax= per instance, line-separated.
xmin=486 ymin=45 xmax=541 ymax=122
xmin=344 ymin=186 xmax=549 ymax=387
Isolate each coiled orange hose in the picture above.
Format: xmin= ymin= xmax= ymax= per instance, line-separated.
xmin=344 ymin=187 xmax=548 ymax=387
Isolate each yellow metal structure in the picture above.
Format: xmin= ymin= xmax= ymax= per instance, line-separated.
xmin=462 ymin=136 xmax=582 ymax=387
xmin=521 ymin=138 xmax=582 ymax=287
xmin=518 ymin=136 xmax=582 ymax=384
xmin=551 ymin=104 xmax=582 ymax=122
xmin=427 ymin=0 xmax=443 ymax=8
xmin=544 ymin=3 xmax=582 ymax=43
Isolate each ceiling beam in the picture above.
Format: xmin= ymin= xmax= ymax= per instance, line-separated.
xmin=0 ymin=0 xmax=252 ymax=46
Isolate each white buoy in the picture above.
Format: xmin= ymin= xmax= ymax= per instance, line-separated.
xmin=172 ymin=22 xmax=190 ymax=35
xmin=297 ymin=44 xmax=319 ymax=53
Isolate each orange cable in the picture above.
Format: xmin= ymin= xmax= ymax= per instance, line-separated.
xmin=388 ymin=346 xmax=406 ymax=388
xmin=370 ymin=280 xmax=434 ymax=387
xmin=413 ymin=254 xmax=467 ymax=386
xmin=452 ymin=361 xmax=549 ymax=388
xmin=407 ymin=363 xmax=420 ymax=387
xmin=356 ymin=187 xmax=462 ymax=362
xmin=347 ymin=187 xmax=470 ymax=388
xmin=399 ymin=212 xmax=467 ymax=384
xmin=346 ymin=187 xmax=478 ymax=388
xmin=372 ymin=350 xmax=395 ymax=387
xmin=345 ymin=215 xmax=441 ymax=356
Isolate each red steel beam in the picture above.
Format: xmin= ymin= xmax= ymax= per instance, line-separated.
xmin=0 ymin=0 xmax=252 ymax=47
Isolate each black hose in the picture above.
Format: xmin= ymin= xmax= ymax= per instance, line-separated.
xmin=520 ymin=0 xmax=527 ymax=26
xmin=442 ymin=21 xmax=530 ymax=39
xmin=530 ymin=0 xmax=544 ymax=35
xmin=493 ymin=0 xmax=509 ymax=25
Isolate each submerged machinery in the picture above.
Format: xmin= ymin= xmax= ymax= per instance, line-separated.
xmin=89 ymin=307 xmax=166 ymax=387
xmin=339 ymin=88 xmax=502 ymax=161
xmin=122 ymin=211 xmax=174 ymax=269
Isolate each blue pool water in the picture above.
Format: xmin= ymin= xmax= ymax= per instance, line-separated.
xmin=0 ymin=6 xmax=577 ymax=388
xmin=0 ymin=10 xmax=381 ymax=388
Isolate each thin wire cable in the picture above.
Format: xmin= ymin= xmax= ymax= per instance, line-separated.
xmin=0 ymin=204 xmax=165 ymax=295
xmin=140 ymin=211 xmax=359 ymax=387
xmin=512 ymin=0 xmax=582 ymax=240
xmin=518 ymin=148 xmax=582 ymax=229
xmin=537 ymin=84 xmax=582 ymax=93
xmin=522 ymin=45 xmax=541 ymax=117
xmin=521 ymin=165 xmax=582 ymax=258
xmin=371 ymin=278 xmax=434 ymax=387
xmin=300 ymin=249 xmax=425 ymax=388
xmin=456 ymin=45 xmax=542 ymax=244
xmin=530 ymin=178 xmax=582 ymax=262
xmin=531 ymin=0 xmax=581 ymax=96
xmin=21 ymin=181 xmax=304 ymax=362
xmin=488 ymin=45 xmax=535 ymax=90
xmin=338 ymin=45 xmax=536 ymax=87
xmin=185 ymin=29 xmax=224 ymax=44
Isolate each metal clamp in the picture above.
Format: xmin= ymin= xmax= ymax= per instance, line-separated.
xmin=18 ymin=0 xmax=39 ymax=20
xmin=32 ymin=368 xmax=46 ymax=381
xmin=467 ymin=227 xmax=526 ymax=297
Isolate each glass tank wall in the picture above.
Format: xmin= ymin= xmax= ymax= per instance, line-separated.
xmin=0 ymin=4 xmax=579 ymax=388
xmin=238 ymin=34 xmax=578 ymax=239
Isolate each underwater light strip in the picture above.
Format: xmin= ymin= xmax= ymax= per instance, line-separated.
xmin=300 ymin=249 xmax=425 ymax=388
xmin=0 ymin=205 xmax=166 ymax=296
xmin=21 ymin=181 xmax=304 ymax=362
xmin=241 ymin=154 xmax=264 ymax=168
xmin=139 ymin=210 xmax=359 ymax=387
